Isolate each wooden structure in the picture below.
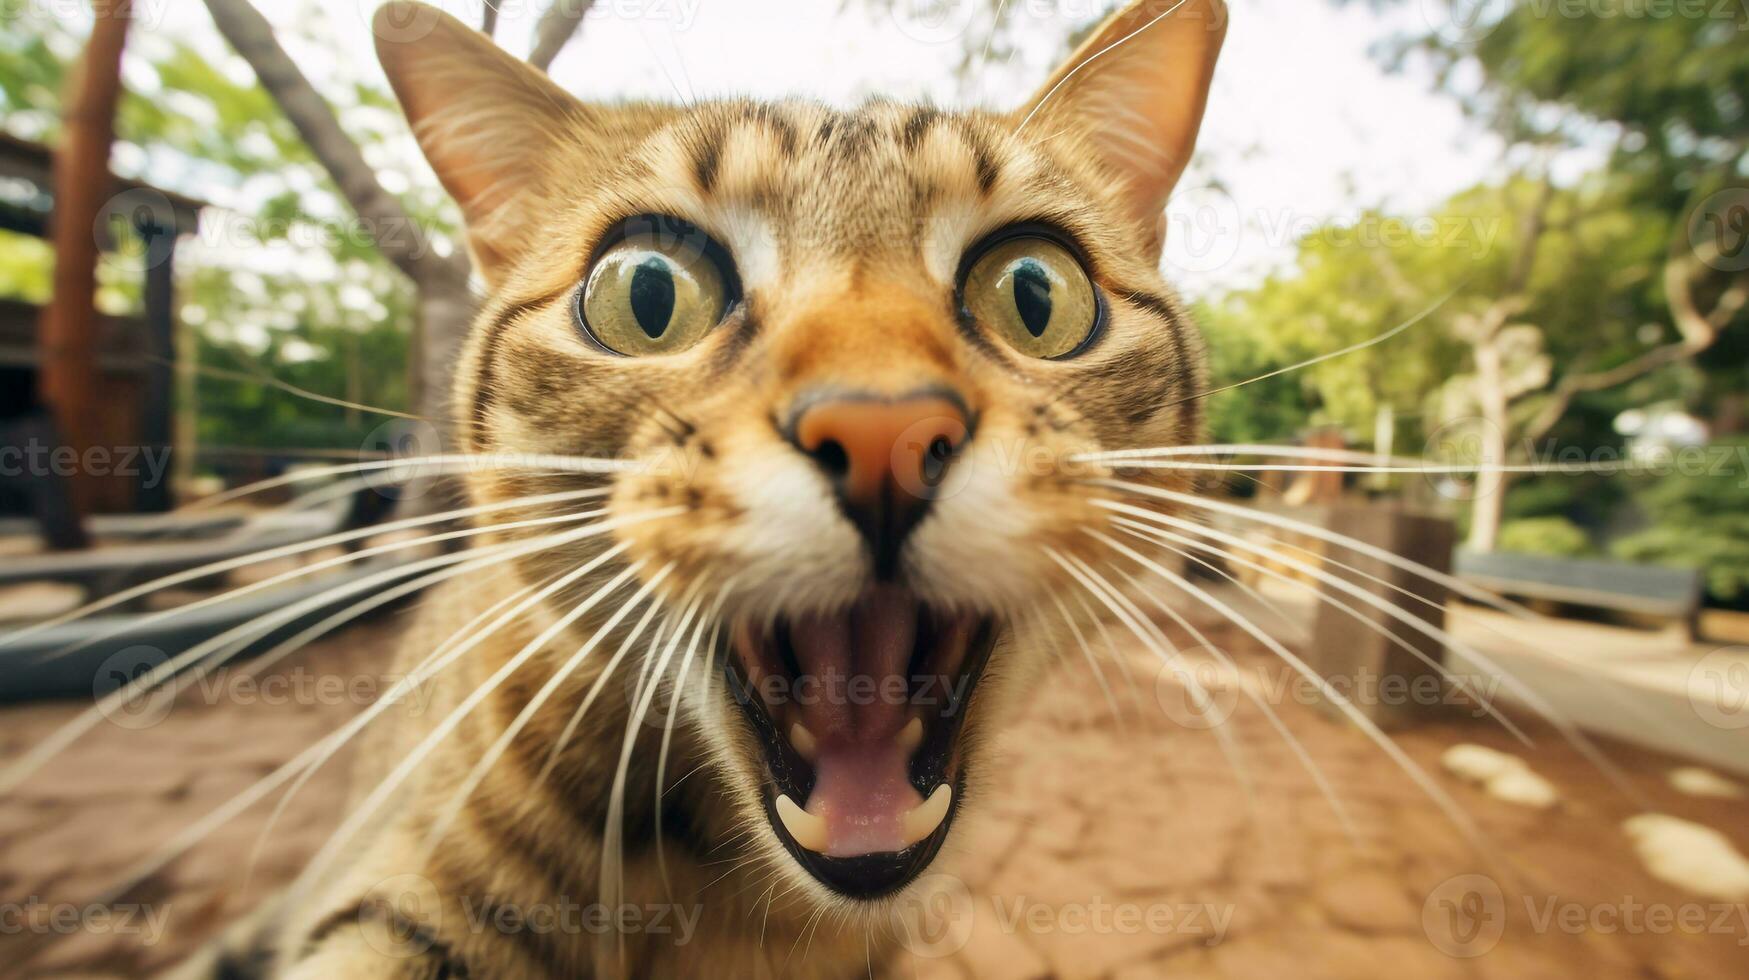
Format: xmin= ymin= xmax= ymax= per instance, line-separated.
xmin=0 ymin=132 xmax=205 ymax=516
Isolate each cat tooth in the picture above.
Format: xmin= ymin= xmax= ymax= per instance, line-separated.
xmin=775 ymin=794 xmax=829 ymax=852
xmin=897 ymin=717 xmax=923 ymax=754
xmin=901 ymin=784 xmax=953 ymax=847
xmin=789 ymin=723 xmax=817 ymax=762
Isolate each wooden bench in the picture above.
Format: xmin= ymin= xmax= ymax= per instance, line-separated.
xmin=1453 ymin=549 xmax=1704 ymax=635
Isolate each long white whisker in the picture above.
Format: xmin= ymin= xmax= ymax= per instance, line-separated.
xmin=1103 ymin=502 xmax=1645 ymax=804
xmin=1103 ymin=554 xmax=1352 ymax=842
xmin=7 ymin=486 xmax=610 ymax=646
xmin=1093 ymin=480 xmax=1538 ymax=618
xmin=23 ymin=504 xmax=607 ymax=675
xmin=245 ymin=558 xmax=586 ymax=871
xmin=656 ymin=583 xmax=735 ymax=898
xmin=0 ymin=512 xmax=647 ymax=796
xmin=1046 ymin=549 xmax=1260 ymax=810
xmin=1047 ymin=591 xmax=1124 ymax=724
xmin=93 ymin=534 xmax=581 ymax=903
xmin=1087 ymin=530 xmax=1489 ymax=853
xmin=287 ymin=547 xmax=648 ymax=906
xmin=535 ymin=592 xmax=671 ymax=786
xmin=1114 ymin=517 xmax=1532 ymax=745
xmin=187 ymin=452 xmax=637 ymax=511
xmin=1162 ymin=285 xmax=1459 ymax=408
xmin=412 ymin=567 xmax=673 ymax=862
xmin=603 ymin=585 xmax=707 ymax=969
xmin=1015 ymin=0 xmax=1192 ymax=133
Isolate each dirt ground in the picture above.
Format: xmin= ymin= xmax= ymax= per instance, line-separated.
xmin=2 ymin=609 xmax=1746 ymax=978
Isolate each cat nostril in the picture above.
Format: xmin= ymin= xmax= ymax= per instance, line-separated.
xmin=811 ymin=438 xmax=851 ymax=478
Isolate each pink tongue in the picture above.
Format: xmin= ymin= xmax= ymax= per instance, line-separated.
xmin=789 ymin=588 xmax=923 ymax=857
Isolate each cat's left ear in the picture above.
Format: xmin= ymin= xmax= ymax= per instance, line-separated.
xmin=1016 ymin=0 xmax=1228 ymax=250
xmin=373 ymin=1 xmax=588 ymax=283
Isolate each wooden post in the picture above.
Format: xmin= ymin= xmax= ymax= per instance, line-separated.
xmin=1306 ymin=505 xmax=1456 ymax=728
xmin=137 ymin=211 xmax=176 ymax=512
xmin=39 ymin=1 xmax=133 ymax=519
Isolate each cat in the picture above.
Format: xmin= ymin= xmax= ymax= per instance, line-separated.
xmin=180 ymin=0 xmax=1227 ymax=975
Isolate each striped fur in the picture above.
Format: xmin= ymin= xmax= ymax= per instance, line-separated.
xmin=186 ymin=2 xmax=1228 ymax=977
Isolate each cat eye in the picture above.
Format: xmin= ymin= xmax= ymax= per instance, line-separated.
xmin=578 ymin=220 xmax=733 ymax=356
xmin=961 ymin=234 xmax=1099 ymax=359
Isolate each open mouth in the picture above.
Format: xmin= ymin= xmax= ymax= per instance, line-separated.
xmin=724 ymin=587 xmax=997 ymax=898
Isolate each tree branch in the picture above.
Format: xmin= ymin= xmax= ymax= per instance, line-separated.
xmin=528 ymin=0 xmax=596 ymax=72
xmin=1518 ymin=254 xmax=1744 ymax=446
xmin=201 ymin=0 xmax=469 ymax=286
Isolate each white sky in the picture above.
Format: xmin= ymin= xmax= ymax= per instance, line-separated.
xmin=122 ymin=0 xmax=1576 ymax=298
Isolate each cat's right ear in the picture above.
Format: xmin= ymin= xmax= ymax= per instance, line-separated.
xmin=1016 ymin=0 xmax=1227 ymax=254
xmin=373 ymin=1 xmax=586 ymax=283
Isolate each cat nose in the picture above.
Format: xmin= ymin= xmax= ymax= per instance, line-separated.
xmin=788 ymin=390 xmax=972 ymax=578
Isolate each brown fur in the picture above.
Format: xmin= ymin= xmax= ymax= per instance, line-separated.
xmin=190 ymin=3 xmax=1229 ymax=977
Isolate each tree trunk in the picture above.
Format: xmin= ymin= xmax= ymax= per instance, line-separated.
xmin=202 ymin=0 xmax=474 ymax=435
xmin=1468 ymin=337 xmax=1510 ymax=552
xmin=39 ymin=1 xmax=133 ymax=523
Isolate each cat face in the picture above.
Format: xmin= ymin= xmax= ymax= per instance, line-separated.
xmin=377 ymin=0 xmax=1225 ymax=903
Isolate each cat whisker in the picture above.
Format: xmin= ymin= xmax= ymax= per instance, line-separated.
xmin=186 ymin=451 xmax=637 ymax=512
xmin=1102 ymin=554 xmax=1350 ymax=848
xmin=1098 ymin=486 xmax=1649 ymax=806
xmin=0 ymin=516 xmax=626 ymax=797
xmin=287 ymin=543 xmax=654 ymax=907
xmin=1044 ymin=548 xmax=1260 ymax=812
xmin=535 ymin=590 xmax=673 ymax=786
xmin=1014 ymin=0 xmax=1193 ymax=134
xmin=1154 ymin=285 xmax=1460 ymax=411
xmin=41 ymin=501 xmax=606 ymax=671
xmin=87 ymin=533 xmax=576 ymax=906
xmin=1088 ymin=479 xmax=1536 ymax=618
xmin=241 ymin=565 xmax=567 ymax=880
xmin=1046 ymin=591 xmax=1125 ymax=725
xmin=1086 ymin=528 xmax=1491 ymax=855
xmin=1111 ymin=516 xmax=1532 ymax=745
xmin=655 ymin=584 xmax=736 ymax=900
xmin=603 ymin=584 xmax=708 ymax=969
xmin=412 ymin=567 xmax=671 ymax=863
xmin=8 ymin=486 xmax=611 ymax=648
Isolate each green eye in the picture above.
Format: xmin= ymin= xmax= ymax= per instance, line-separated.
xmin=580 ymin=228 xmax=729 ymax=355
xmin=962 ymin=236 xmax=1098 ymax=359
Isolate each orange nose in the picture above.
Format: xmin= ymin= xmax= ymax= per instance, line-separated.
xmin=790 ymin=392 xmax=972 ymax=577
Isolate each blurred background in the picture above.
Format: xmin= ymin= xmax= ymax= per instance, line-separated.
xmin=0 ymin=1 xmax=1745 ymax=977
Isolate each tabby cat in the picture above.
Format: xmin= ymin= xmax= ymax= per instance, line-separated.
xmin=188 ymin=0 xmax=1227 ymax=975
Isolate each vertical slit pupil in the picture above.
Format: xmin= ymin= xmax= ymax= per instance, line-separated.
xmin=1012 ymin=259 xmax=1053 ymax=338
xmin=629 ymin=257 xmax=677 ymax=339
